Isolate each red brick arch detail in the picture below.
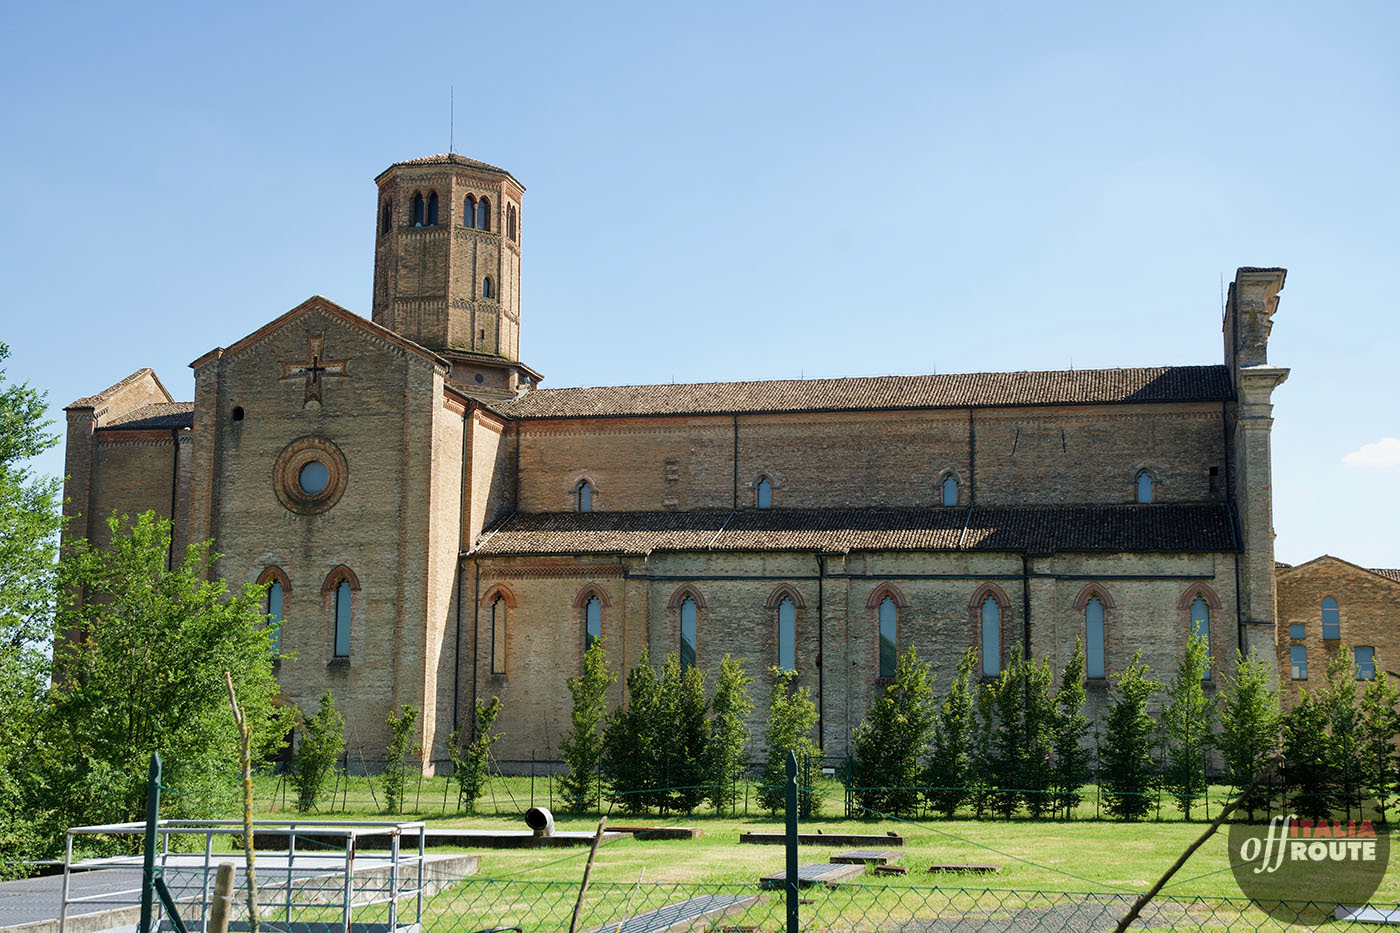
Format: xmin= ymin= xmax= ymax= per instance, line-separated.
xmin=667 ymin=584 xmax=707 ymax=610
xmin=1177 ymin=583 xmax=1222 ymax=611
xmin=257 ymin=566 xmax=292 ymax=594
xmin=766 ymin=583 xmax=805 ymax=609
xmin=322 ymin=565 xmax=360 ymax=594
xmin=969 ymin=582 xmax=1011 ymax=610
xmin=481 ymin=583 xmax=517 ymax=609
xmin=866 ymin=583 xmax=909 ymax=610
xmin=573 ymin=584 xmax=611 ymax=610
xmin=1072 ymin=583 xmax=1116 ymax=610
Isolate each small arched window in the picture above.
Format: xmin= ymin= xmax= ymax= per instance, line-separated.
xmin=942 ymin=475 xmax=958 ymax=507
xmin=778 ymin=597 xmax=796 ymax=671
xmin=380 ymin=201 xmax=392 ymax=234
xmin=491 ymin=597 xmax=507 ymax=675
xmin=231 ymin=406 xmax=245 ymax=422
xmin=464 ymin=195 xmax=477 ymax=228
xmin=756 ymin=478 xmax=772 ymax=509
xmin=680 ymin=596 xmax=698 ymax=671
xmin=575 ymin=480 xmax=593 ymax=512
xmin=482 ymin=277 xmax=493 ymax=299
xmin=1192 ymin=591 xmax=1215 ymax=680
xmin=411 ymin=192 xmax=425 ymax=227
xmin=878 ymin=596 xmax=897 ymax=678
xmin=1085 ymin=597 xmax=1105 ymax=679
xmin=508 ymin=204 xmax=517 ymax=241
xmin=267 ymin=580 xmax=284 ymax=656
xmin=1136 ymin=471 xmax=1154 ymax=504
xmin=1322 ymin=597 xmax=1340 ymax=640
xmin=334 ymin=580 xmax=351 ymax=658
xmin=981 ymin=596 xmax=1000 ymax=677
xmin=584 ymin=595 xmax=602 ymax=652
xmin=426 ymin=192 xmax=439 ymax=226
xmin=477 ymin=197 xmax=491 ymax=231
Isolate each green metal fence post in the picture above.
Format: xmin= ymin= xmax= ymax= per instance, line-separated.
xmin=139 ymin=753 xmax=162 ymax=933
xmin=785 ymin=750 xmax=799 ymax=933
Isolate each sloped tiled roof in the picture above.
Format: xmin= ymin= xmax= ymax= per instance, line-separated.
xmin=492 ymin=365 xmax=1233 ymax=420
xmin=472 ymin=503 xmax=1236 ymax=557
xmin=376 ymin=153 xmax=522 ymax=188
xmin=98 ymin=402 xmax=194 ymax=431
xmin=66 ymin=368 xmax=168 ymax=410
xmin=1370 ymin=568 xmax=1400 ymax=584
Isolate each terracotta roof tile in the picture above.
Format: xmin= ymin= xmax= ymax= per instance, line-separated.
xmin=494 ymin=365 xmax=1232 ymax=420
xmin=66 ymin=368 xmax=162 ymax=409
xmin=1370 ymin=569 xmax=1400 ymax=584
xmin=97 ymin=402 xmax=194 ymax=431
xmin=472 ymin=504 xmax=1235 ymax=557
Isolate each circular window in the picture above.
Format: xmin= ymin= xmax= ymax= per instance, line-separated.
xmin=273 ymin=437 xmax=347 ymax=515
xmin=299 ymin=460 xmax=330 ymax=495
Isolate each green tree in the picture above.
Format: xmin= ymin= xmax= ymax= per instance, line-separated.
xmin=852 ymin=646 xmax=936 ymax=817
xmin=653 ymin=651 xmax=710 ymax=814
xmin=290 ymin=692 xmax=345 ymax=813
xmin=1100 ymin=652 xmax=1160 ymax=821
xmin=1216 ymin=648 xmax=1280 ymax=820
xmin=0 ymin=342 xmax=63 ymax=868
xmin=705 ymin=655 xmax=753 ymax=814
xmin=985 ymin=647 xmax=1028 ymax=818
xmin=44 ymin=512 xmax=289 ymax=843
xmin=381 ymin=705 xmax=420 ymax=814
xmin=1161 ymin=634 xmax=1215 ymax=819
xmin=1324 ymin=649 xmax=1364 ymax=818
xmin=969 ymin=683 xmax=997 ymax=819
xmin=758 ymin=668 xmax=821 ymax=817
xmin=925 ymin=647 xmax=979 ymax=818
xmin=1050 ymin=641 xmax=1092 ymax=819
xmin=1358 ymin=672 xmax=1400 ymax=823
xmin=558 ymin=639 xmax=614 ymax=813
xmin=602 ymin=649 xmax=661 ymax=813
xmin=1282 ymin=690 xmax=1334 ymax=820
xmin=448 ymin=696 xmax=504 ymax=814
xmin=1021 ymin=653 xmax=1056 ymax=818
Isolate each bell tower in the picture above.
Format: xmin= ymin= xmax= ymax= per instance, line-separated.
xmin=372 ymin=154 xmax=540 ymax=398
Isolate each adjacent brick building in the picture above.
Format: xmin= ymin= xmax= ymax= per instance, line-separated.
xmin=61 ymin=153 xmax=1301 ymax=768
xmin=1275 ymin=557 xmax=1400 ymax=701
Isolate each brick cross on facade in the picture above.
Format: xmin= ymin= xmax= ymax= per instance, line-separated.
xmin=281 ymin=334 xmax=348 ymax=403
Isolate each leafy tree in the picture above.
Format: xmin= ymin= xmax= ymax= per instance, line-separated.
xmin=1216 ymin=648 xmax=1280 ymax=820
xmin=43 ymin=512 xmax=289 ymax=843
xmin=602 ymin=649 xmax=661 ymax=813
xmin=1161 ymin=634 xmax=1215 ymax=819
xmin=1358 ymin=672 xmax=1400 ymax=822
xmin=758 ymin=668 xmax=821 ymax=817
xmin=448 ymin=696 xmax=504 ymax=814
xmin=926 ymin=647 xmax=979 ymax=817
xmin=290 ymin=692 xmax=345 ymax=812
xmin=1324 ymin=649 xmax=1363 ymax=818
xmin=653 ymin=652 xmax=710 ymax=814
xmin=985 ymin=648 xmax=1028 ymax=818
xmin=1050 ymin=640 xmax=1092 ymax=819
xmin=1021 ymin=653 xmax=1056 ymax=818
xmin=0 ymin=342 xmax=62 ymax=868
xmin=705 ymin=655 xmax=753 ymax=814
xmin=1282 ymin=690 xmax=1334 ymax=820
xmin=381 ymin=705 xmax=420 ymax=814
xmin=558 ymin=639 xmax=614 ymax=812
xmin=852 ymin=646 xmax=937 ymax=817
xmin=969 ymin=682 xmax=997 ymax=819
xmin=1100 ymin=652 xmax=1160 ymax=820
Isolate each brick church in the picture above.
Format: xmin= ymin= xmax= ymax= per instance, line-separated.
xmin=62 ymin=153 xmax=1298 ymax=768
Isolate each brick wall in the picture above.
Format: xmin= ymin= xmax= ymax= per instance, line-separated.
xmin=1277 ymin=558 xmax=1400 ymax=703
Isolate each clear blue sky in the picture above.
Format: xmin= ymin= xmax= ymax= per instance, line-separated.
xmin=2 ymin=1 xmax=1396 ymax=567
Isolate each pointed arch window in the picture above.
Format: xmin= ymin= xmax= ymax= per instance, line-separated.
xmin=477 ymin=197 xmax=491 ymax=231
xmin=267 ymin=580 xmax=284 ymax=656
xmin=490 ymin=597 xmax=507 ymax=675
xmin=380 ymin=201 xmax=392 ymax=234
xmin=575 ymin=479 xmax=593 ymax=512
xmin=482 ymin=276 xmax=494 ymax=299
xmin=1085 ymin=597 xmax=1105 ymax=679
xmin=1136 ymin=471 xmax=1154 ymax=504
xmin=980 ymin=596 xmax=1000 ymax=678
xmin=942 ymin=474 xmax=959 ymax=507
xmin=425 ymin=192 xmax=439 ymax=226
xmin=778 ymin=596 xmax=796 ymax=671
xmin=756 ymin=477 xmax=772 ymax=509
xmin=1190 ymin=595 xmax=1211 ymax=680
xmin=1322 ymin=597 xmax=1340 ymax=640
xmin=508 ymin=204 xmax=517 ymax=241
xmin=411 ymin=192 xmax=425 ymax=227
xmin=584 ymin=595 xmax=602 ymax=652
xmin=464 ymin=195 xmax=477 ymax=228
xmin=680 ymin=596 xmax=698 ymax=671
xmin=334 ymin=581 xmax=351 ymax=658
xmin=878 ymin=596 xmax=897 ymax=678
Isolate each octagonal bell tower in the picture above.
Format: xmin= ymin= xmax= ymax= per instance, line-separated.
xmin=372 ymin=153 xmax=540 ymax=398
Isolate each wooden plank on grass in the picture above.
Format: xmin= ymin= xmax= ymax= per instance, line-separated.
xmin=585 ymin=894 xmax=758 ymax=932
xmin=739 ymin=832 xmax=904 ymax=847
xmin=759 ymin=862 xmax=866 ymax=889
xmin=926 ymin=863 xmax=1001 ymax=874
xmin=829 ymin=850 xmax=900 ymax=866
